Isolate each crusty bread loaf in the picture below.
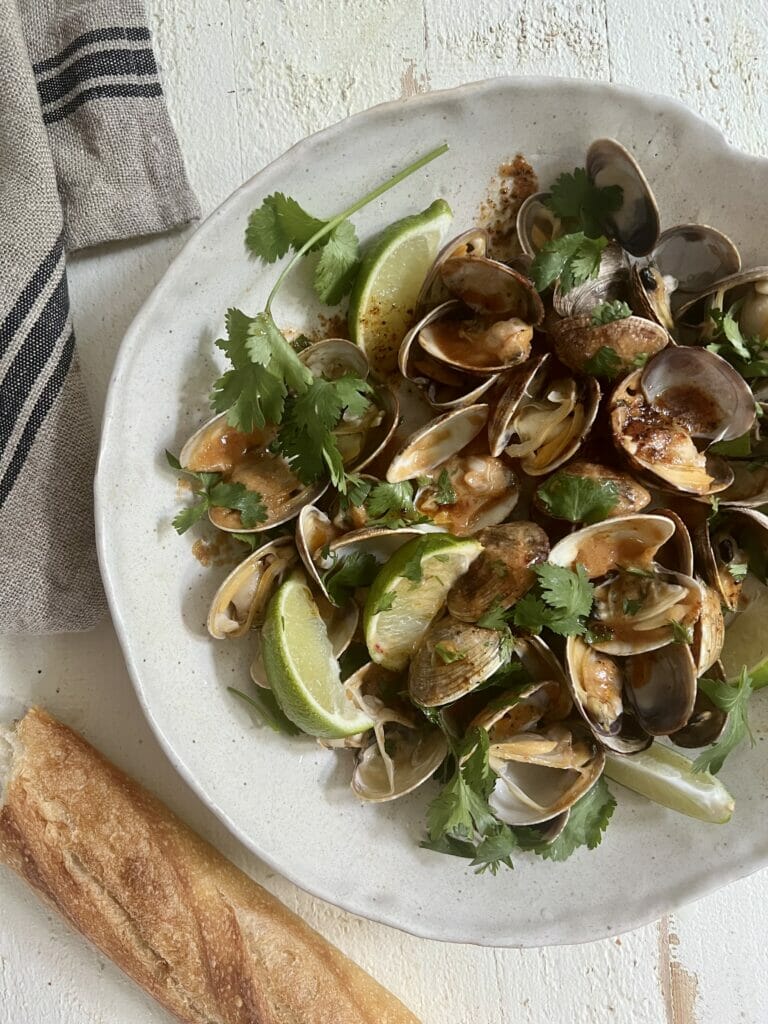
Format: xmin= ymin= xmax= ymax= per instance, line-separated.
xmin=0 ymin=707 xmax=421 ymax=1024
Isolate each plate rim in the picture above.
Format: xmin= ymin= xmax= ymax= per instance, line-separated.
xmin=95 ymin=74 xmax=768 ymax=947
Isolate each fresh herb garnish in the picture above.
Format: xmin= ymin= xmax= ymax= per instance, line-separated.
xmin=372 ymin=590 xmax=397 ymax=615
xmin=273 ymin=374 xmax=373 ymax=491
xmin=544 ymin=168 xmax=623 ymax=238
xmin=477 ymin=600 xmax=509 ymax=632
xmin=590 ymin=300 xmax=632 ymax=326
xmin=710 ymin=432 xmax=753 ymax=458
xmin=514 ymin=777 xmax=616 ymax=861
xmin=623 ymin=597 xmax=643 ymax=616
xmin=422 ymin=730 xmax=517 ymax=875
xmin=537 ymin=471 xmax=620 ymax=524
xmin=583 ymin=345 xmax=625 ymax=380
xmin=512 ymin=563 xmax=595 ymax=637
xmin=530 ymin=232 xmax=609 ymax=293
xmin=433 ymin=468 xmax=457 ymax=505
xmin=322 ymin=550 xmax=379 ymax=605
xmin=228 ymin=686 xmax=301 ymax=735
xmin=360 ymin=480 xmax=429 ymax=528
xmin=165 ymin=450 xmax=267 ymax=534
xmin=707 ymin=301 xmax=768 ymax=379
xmin=694 ymin=667 xmax=755 ymax=774
xmin=434 ymin=642 xmax=466 ymax=664
xmin=669 ymin=619 xmax=694 ymax=645
xmin=728 ymin=562 xmax=749 ymax=582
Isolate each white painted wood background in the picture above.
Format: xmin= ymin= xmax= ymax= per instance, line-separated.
xmin=1 ymin=2 xmax=767 ymax=1022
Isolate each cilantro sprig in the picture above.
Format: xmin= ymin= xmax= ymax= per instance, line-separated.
xmin=707 ymin=301 xmax=768 ymax=379
xmin=544 ymin=167 xmax=623 ymax=237
xmin=421 ymin=730 xmax=517 ymax=875
xmin=536 ymin=471 xmax=620 ymax=524
xmin=321 ymin=549 xmax=380 ymax=606
xmin=591 ymin=300 xmax=632 ymax=326
xmin=165 ymin=451 xmax=267 ymax=534
xmin=210 ymin=144 xmax=449 ymax=483
xmin=228 ymin=685 xmax=301 ymax=736
xmin=530 ymin=232 xmax=608 ymax=293
xmin=512 ymin=563 xmax=595 ymax=637
xmin=357 ymin=480 xmax=430 ymax=529
xmin=693 ymin=667 xmax=755 ymax=775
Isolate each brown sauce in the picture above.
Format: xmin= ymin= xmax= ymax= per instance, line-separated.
xmin=654 ymin=385 xmax=723 ymax=436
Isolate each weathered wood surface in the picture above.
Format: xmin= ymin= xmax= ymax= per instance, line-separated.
xmin=2 ymin=3 xmax=767 ymax=1022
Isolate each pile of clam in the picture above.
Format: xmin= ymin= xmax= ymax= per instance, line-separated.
xmin=184 ymin=138 xmax=768 ymax=840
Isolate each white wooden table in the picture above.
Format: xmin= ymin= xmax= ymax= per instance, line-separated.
xmin=2 ymin=3 xmax=767 ymax=1022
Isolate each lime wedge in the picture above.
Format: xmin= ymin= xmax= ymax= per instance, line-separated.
xmin=720 ymin=574 xmax=768 ymax=689
xmin=604 ymin=744 xmax=734 ymax=824
xmin=348 ymin=198 xmax=453 ymax=376
xmin=364 ymin=534 xmax=482 ymax=671
xmin=262 ymin=576 xmax=374 ymax=738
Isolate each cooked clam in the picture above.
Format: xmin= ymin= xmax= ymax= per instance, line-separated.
xmin=623 ymin=642 xmax=697 ymax=735
xmin=414 ymin=454 xmax=519 ymax=536
xmin=671 ymin=662 xmax=728 ymax=749
xmin=548 ymin=513 xmax=675 ymax=579
xmin=551 ymin=313 xmax=669 ymax=376
xmin=386 ymin=403 xmax=489 ymax=482
xmin=208 ymin=537 xmax=298 ymax=639
xmin=653 ymin=224 xmax=741 ymax=294
xmin=440 ymin=254 xmax=544 ymax=325
xmin=352 ymin=722 xmax=448 ymax=802
xmin=447 ymin=522 xmax=549 ymax=621
xmin=692 ymin=507 xmax=768 ymax=611
xmin=418 ymin=311 xmax=533 ymax=375
xmin=516 ymin=191 xmax=562 ymax=257
xmin=408 ymin=616 xmax=506 ymax=707
xmin=629 ymin=263 xmax=675 ymax=332
xmin=416 ymin=228 xmax=489 ymax=312
xmin=552 ymin=242 xmax=629 ymax=318
xmin=692 ymin=582 xmax=725 ymax=675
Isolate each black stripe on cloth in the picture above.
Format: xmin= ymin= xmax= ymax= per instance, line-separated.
xmin=38 ymin=47 xmax=159 ymax=107
xmin=0 ymin=332 xmax=75 ymax=508
xmin=0 ymin=235 xmax=63 ymax=358
xmin=0 ymin=272 xmax=70 ymax=454
xmin=43 ymin=81 xmax=163 ymax=124
xmin=32 ymin=26 xmax=150 ymax=76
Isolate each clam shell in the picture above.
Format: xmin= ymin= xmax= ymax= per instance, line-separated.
xmin=692 ymin=582 xmax=725 ymax=675
xmin=207 ymin=537 xmax=297 ymax=639
xmin=487 ymin=354 xmax=550 ymax=457
xmin=440 ymin=254 xmax=544 ymax=325
xmin=386 ymin=403 xmax=489 ymax=482
xmin=550 ymin=314 xmax=669 ymax=375
xmin=515 ymin=191 xmax=561 ymax=257
xmin=414 ymin=454 xmax=519 ymax=536
xmin=299 ymin=338 xmax=369 ymax=379
xmin=408 ymin=616 xmax=506 ymax=707
xmin=586 ymin=138 xmax=660 ymax=255
xmin=552 ymin=242 xmax=629 ymax=317
xmin=351 ymin=724 xmax=448 ymax=802
xmin=416 ymin=228 xmax=489 ymax=313
xmin=670 ymin=661 xmax=728 ymax=749
xmin=534 ymin=460 xmax=651 ymax=520
xmin=623 ymin=643 xmax=697 ymax=735
xmin=548 ymin=513 xmax=675 ymax=579
xmin=447 ymin=522 xmax=549 ymax=622
xmin=654 ymin=224 xmax=741 ymax=294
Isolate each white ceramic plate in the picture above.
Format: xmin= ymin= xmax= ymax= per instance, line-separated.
xmin=96 ymin=77 xmax=768 ymax=947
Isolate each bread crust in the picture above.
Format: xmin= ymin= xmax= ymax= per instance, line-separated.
xmin=0 ymin=707 xmax=421 ymax=1024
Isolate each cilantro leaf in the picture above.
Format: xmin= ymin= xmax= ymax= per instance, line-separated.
xmin=583 ymin=345 xmax=625 ymax=380
xmin=694 ymin=667 xmax=755 ymax=775
xmin=536 ymin=471 xmax=620 ymax=524
xmin=623 ymin=597 xmax=643 ymax=616
xmin=434 ymin=468 xmax=457 ymax=505
xmin=669 ymin=619 xmax=694 ymax=645
xmin=544 ymin=167 xmax=623 ymax=237
xmin=434 ymin=642 xmax=466 ymax=665
xmin=470 ymin=824 xmax=518 ymax=875
xmin=530 ymin=232 xmax=609 ymax=293
xmin=710 ymin=432 xmax=752 ymax=458
xmin=166 ymin=453 xmax=266 ymax=534
xmin=314 ymin=220 xmax=360 ymax=304
xmin=462 ymin=729 xmax=495 ymax=800
xmin=208 ymin=482 xmax=267 ymax=528
xmin=591 ymin=300 xmax=632 ymax=326
xmin=363 ymin=480 xmax=427 ymax=529
xmin=477 ymin=601 xmax=509 ymax=631
xmin=322 ymin=550 xmax=379 ymax=606
xmin=515 ymin=777 xmax=616 ymax=861
xmin=275 ymin=375 xmax=373 ymax=490
xmin=426 ymin=769 xmax=475 ymax=841
xmin=707 ymin=301 xmax=768 ymax=379
xmin=420 ymin=834 xmax=476 ymax=860
xmin=536 ymin=562 xmax=594 ymax=619
xmin=399 ymin=538 xmax=431 ymax=584
xmin=228 ymin=686 xmax=301 ymax=736
xmin=245 ymin=192 xmax=326 ymax=263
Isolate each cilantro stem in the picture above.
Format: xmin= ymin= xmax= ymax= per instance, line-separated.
xmin=264 ymin=143 xmax=449 ymax=314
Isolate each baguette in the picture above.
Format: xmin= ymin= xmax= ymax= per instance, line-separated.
xmin=0 ymin=707 xmax=421 ymax=1024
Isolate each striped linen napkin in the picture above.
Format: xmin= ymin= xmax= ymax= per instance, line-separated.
xmin=1 ymin=1 xmax=199 ymax=633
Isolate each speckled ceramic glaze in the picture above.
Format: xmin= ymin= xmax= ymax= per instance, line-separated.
xmin=95 ymin=77 xmax=768 ymax=947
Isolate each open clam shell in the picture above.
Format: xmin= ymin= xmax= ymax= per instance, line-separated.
xmin=487 ymin=354 xmax=549 ymax=457
xmin=653 ymin=507 xmax=695 ymax=577
xmin=629 ymin=263 xmax=675 ymax=332
xmin=299 ymin=337 xmax=369 ymax=379
xmin=207 ymin=538 xmax=298 ymax=639
xmin=610 ymin=369 xmax=735 ymax=497
xmin=565 ymin=637 xmax=651 ymax=754
xmin=418 ymin=310 xmax=533 ymax=376
xmin=692 ymin=582 xmax=725 ymax=675
xmin=488 ymin=722 xmax=605 ymax=827
xmin=653 ymin=224 xmax=741 ymax=294
xmin=351 ymin=723 xmax=448 ymax=802
xmin=181 ymin=412 xmax=327 ymax=532
xmin=548 ymin=513 xmax=676 ymax=579
xmin=413 ymin=454 xmax=519 ymax=537
xmin=552 ymin=242 xmax=629 ymax=318
xmin=534 ymin=460 xmax=652 ymax=520
xmin=439 ymin=254 xmax=544 ymax=325
xmin=386 ymin=403 xmax=489 ymax=482
xmin=516 ymin=191 xmax=562 ymax=258
xmin=670 ymin=661 xmax=728 ymax=749
xmin=586 ymin=138 xmax=660 ymax=256
xmin=623 ymin=642 xmax=697 ymax=735
xmin=693 ymin=506 xmax=768 ymax=610
xmin=416 ymin=228 xmax=489 ymax=313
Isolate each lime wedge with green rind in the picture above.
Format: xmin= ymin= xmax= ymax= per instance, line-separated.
xmin=262 ymin=576 xmax=374 ymax=739
xmin=348 ymin=198 xmax=453 ymax=377
xmin=720 ymin=574 xmax=768 ymax=689
xmin=364 ymin=534 xmax=482 ymax=672
xmin=604 ymin=744 xmax=734 ymax=824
